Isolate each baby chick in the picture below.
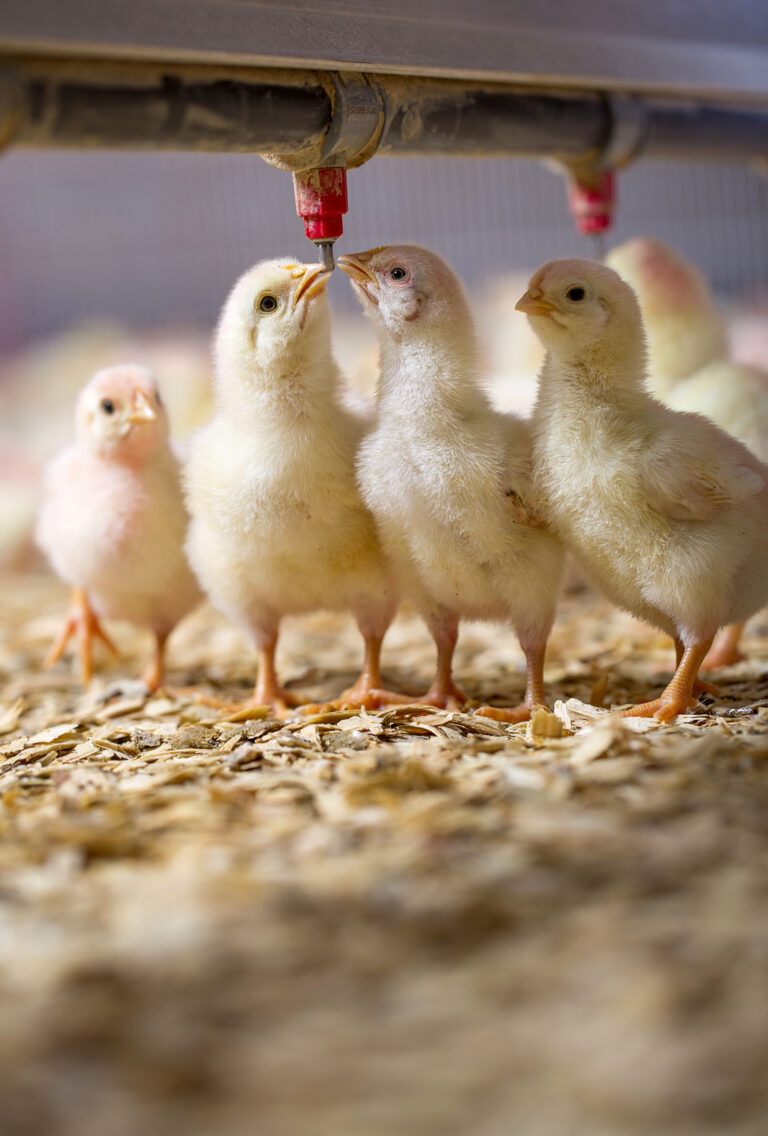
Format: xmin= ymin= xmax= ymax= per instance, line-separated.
xmin=338 ymin=244 xmax=565 ymax=720
xmin=520 ymin=259 xmax=768 ymax=721
xmin=607 ymin=237 xmax=768 ymax=667
xmin=184 ymin=259 xmax=400 ymax=714
xmin=605 ymin=238 xmax=729 ymax=398
xmin=36 ymin=364 xmax=201 ymax=689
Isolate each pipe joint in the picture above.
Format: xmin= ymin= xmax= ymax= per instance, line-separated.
xmin=262 ymin=71 xmax=386 ymax=172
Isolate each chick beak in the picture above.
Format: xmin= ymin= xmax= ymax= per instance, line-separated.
xmin=338 ymin=253 xmax=379 ymax=304
xmin=292 ymin=263 xmax=331 ymax=308
xmin=126 ymin=391 xmax=157 ymax=425
xmin=515 ymin=292 xmax=558 ymax=318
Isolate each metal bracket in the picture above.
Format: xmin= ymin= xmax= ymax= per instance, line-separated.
xmin=261 ymin=71 xmax=386 ymax=173
xmin=600 ymin=93 xmax=650 ymax=170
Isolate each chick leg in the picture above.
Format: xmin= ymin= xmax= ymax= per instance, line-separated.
xmin=673 ymin=636 xmax=719 ymax=704
xmin=476 ymin=636 xmax=547 ymax=724
xmin=45 ymin=587 xmax=117 ymax=684
xmin=621 ymin=636 xmax=715 ymax=722
xmin=702 ymin=623 xmax=746 ymax=670
xmin=141 ymin=630 xmax=169 ymax=693
xmin=419 ymin=614 xmax=468 ymax=710
xmin=333 ymin=631 xmax=414 ymax=709
xmin=199 ymin=626 xmax=308 ymax=720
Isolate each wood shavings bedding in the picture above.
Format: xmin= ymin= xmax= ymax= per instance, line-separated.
xmin=2 ymin=571 xmax=768 ymax=1136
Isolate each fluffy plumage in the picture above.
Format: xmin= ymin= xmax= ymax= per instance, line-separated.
xmin=606 ymin=237 xmax=768 ymax=666
xmin=522 ymin=258 xmax=768 ymax=721
xmin=184 ymin=258 xmax=399 ymax=712
xmin=36 ymin=364 xmax=200 ymax=687
xmin=339 ymin=244 xmax=565 ymax=720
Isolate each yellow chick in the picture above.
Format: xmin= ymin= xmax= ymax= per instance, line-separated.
xmin=184 ymin=259 xmax=401 ymax=714
xmin=339 ymin=244 xmax=565 ymax=721
xmin=607 ymin=237 xmax=768 ymax=667
xmin=521 ymin=258 xmax=768 ymax=722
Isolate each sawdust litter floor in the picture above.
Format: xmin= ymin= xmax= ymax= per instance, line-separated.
xmin=2 ymin=571 xmax=768 ymax=1136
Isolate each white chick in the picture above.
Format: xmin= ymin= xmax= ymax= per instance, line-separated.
xmin=36 ymin=364 xmax=201 ymax=688
xmin=521 ymin=258 xmax=768 ymax=721
xmin=184 ymin=258 xmax=400 ymax=714
xmin=607 ymin=237 xmax=768 ymax=667
xmin=338 ymin=244 xmax=565 ymax=721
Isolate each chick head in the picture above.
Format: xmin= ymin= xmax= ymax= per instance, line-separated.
xmin=216 ymin=259 xmax=331 ymax=375
xmin=606 ymin=238 xmax=716 ymax=324
xmin=516 ymin=259 xmax=644 ymax=365
xmin=605 ymin=237 xmax=728 ymax=380
xmin=76 ymin=364 xmax=168 ymax=460
xmin=338 ymin=244 xmax=471 ymax=340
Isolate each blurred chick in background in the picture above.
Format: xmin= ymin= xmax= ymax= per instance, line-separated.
xmin=607 ymin=237 xmax=768 ymax=667
xmin=184 ymin=259 xmax=402 ymax=714
xmin=0 ymin=323 xmax=213 ymax=570
xmin=340 ymin=244 xmax=565 ymax=721
xmin=36 ymin=364 xmax=201 ymax=688
xmin=524 ymin=258 xmax=768 ymax=722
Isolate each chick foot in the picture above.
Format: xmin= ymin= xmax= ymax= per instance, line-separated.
xmin=475 ymin=640 xmax=547 ymax=723
xmin=621 ymin=638 xmax=714 ymax=722
xmin=702 ymin=624 xmax=746 ymax=670
xmin=45 ymin=588 xmax=118 ymax=684
xmin=691 ymin=675 xmax=720 ymax=701
xmin=417 ymin=679 xmax=469 ymax=711
xmin=321 ymin=633 xmax=415 ymax=710
xmin=327 ymin=677 xmax=414 ymax=711
xmin=475 ymin=703 xmax=532 ymax=724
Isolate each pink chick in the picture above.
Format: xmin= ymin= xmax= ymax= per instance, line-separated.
xmin=339 ymin=245 xmax=565 ymax=721
xmin=607 ymin=237 xmax=768 ymax=668
xmin=521 ymin=258 xmax=768 ymax=722
xmin=36 ymin=364 xmax=201 ymax=689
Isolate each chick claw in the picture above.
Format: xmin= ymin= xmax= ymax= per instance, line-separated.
xmin=45 ymin=588 xmax=117 ymax=685
xmin=475 ymin=703 xmax=532 ymax=724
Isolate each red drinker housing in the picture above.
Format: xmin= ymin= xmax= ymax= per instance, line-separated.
xmin=568 ymin=170 xmax=615 ymax=235
xmin=293 ymin=167 xmax=349 ymax=243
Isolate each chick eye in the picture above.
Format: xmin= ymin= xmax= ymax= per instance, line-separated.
xmin=566 ymin=286 xmax=586 ymax=302
xmin=258 ymin=294 xmax=279 ymax=314
xmin=101 ymin=398 xmax=115 ymax=415
xmin=389 ymin=266 xmax=408 ymax=282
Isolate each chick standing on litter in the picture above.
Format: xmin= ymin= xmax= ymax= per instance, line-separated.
xmin=36 ymin=364 xmax=201 ymax=689
xmin=184 ymin=259 xmax=401 ymax=714
xmin=339 ymin=244 xmax=565 ymax=720
xmin=521 ymin=258 xmax=768 ymax=721
xmin=607 ymin=237 xmax=768 ymax=667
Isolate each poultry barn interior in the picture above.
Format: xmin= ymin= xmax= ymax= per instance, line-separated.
xmin=2 ymin=4 xmax=768 ymax=1135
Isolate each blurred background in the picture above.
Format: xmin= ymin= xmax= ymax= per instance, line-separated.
xmin=1 ymin=147 xmax=767 ymax=568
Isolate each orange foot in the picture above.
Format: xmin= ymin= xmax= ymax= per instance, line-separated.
xmin=417 ymin=680 xmax=469 ymax=711
xmin=619 ymin=692 xmax=692 ymax=723
xmin=474 ymin=703 xmax=532 ymax=724
xmin=691 ymin=676 xmax=720 ymax=702
xmin=45 ymin=588 xmax=117 ymax=684
xmin=324 ymin=676 xmax=415 ymax=711
xmin=195 ymin=686 xmax=308 ymax=721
